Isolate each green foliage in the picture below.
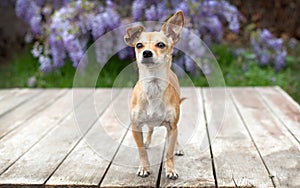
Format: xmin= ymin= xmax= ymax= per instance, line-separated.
xmin=207 ymin=44 xmax=300 ymax=102
xmin=0 ymin=47 xmax=76 ymax=88
xmin=0 ymin=44 xmax=299 ymax=104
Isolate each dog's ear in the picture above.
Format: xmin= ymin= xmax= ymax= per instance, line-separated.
xmin=161 ymin=11 xmax=184 ymax=44
xmin=124 ymin=25 xmax=145 ymax=47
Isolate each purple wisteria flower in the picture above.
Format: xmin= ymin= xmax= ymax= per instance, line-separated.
xmin=91 ymin=14 xmax=107 ymax=40
xmin=132 ymin=0 xmax=146 ymax=21
xmin=48 ymin=34 xmax=66 ymax=68
xmin=15 ymin=0 xmax=245 ymax=74
xmin=251 ymin=29 xmax=287 ymax=71
xmin=175 ymin=1 xmax=190 ymax=17
xmin=193 ymin=0 xmax=243 ymax=43
xmin=15 ymin=0 xmax=122 ymax=72
xmin=39 ymin=55 xmax=52 ymax=72
xmin=133 ymin=0 xmax=170 ymax=21
xmin=16 ymin=0 xmax=42 ymax=34
xmin=130 ymin=0 xmax=243 ymax=73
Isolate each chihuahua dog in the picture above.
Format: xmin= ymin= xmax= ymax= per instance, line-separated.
xmin=124 ymin=11 xmax=184 ymax=180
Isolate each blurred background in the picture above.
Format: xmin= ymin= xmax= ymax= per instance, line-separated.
xmin=0 ymin=0 xmax=299 ymax=103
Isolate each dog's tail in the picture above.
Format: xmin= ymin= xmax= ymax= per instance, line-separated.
xmin=180 ymin=97 xmax=187 ymax=104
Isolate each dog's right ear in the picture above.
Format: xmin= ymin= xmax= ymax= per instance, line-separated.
xmin=124 ymin=25 xmax=145 ymax=47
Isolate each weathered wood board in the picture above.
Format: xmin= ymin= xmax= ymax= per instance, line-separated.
xmin=160 ymin=88 xmax=215 ymax=187
xmin=0 ymin=89 xmax=42 ymax=116
xmin=231 ymin=87 xmax=300 ymax=187
xmin=256 ymin=86 xmax=300 ymax=143
xmin=46 ymin=89 xmax=129 ymax=187
xmin=0 ymin=87 xmax=299 ymax=187
xmin=0 ymin=89 xmax=19 ymax=101
xmin=203 ymin=88 xmax=273 ymax=187
xmin=100 ymin=88 xmax=165 ymax=187
xmin=0 ymin=89 xmax=66 ymax=139
xmin=0 ymin=89 xmax=93 ymax=184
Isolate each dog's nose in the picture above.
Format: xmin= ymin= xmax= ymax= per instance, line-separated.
xmin=143 ymin=50 xmax=153 ymax=58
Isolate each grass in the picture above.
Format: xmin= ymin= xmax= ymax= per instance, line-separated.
xmin=0 ymin=45 xmax=299 ymax=103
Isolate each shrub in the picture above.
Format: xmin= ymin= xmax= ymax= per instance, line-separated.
xmin=251 ymin=29 xmax=287 ymax=71
xmin=15 ymin=0 xmax=244 ymax=74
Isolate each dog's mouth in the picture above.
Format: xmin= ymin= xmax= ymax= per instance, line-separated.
xmin=141 ymin=58 xmax=155 ymax=66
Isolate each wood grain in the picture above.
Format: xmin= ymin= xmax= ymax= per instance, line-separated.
xmin=256 ymin=86 xmax=300 ymax=143
xmin=0 ymin=87 xmax=299 ymax=187
xmin=0 ymin=89 xmax=18 ymax=101
xmin=0 ymin=89 xmax=92 ymax=183
xmin=99 ymin=88 xmax=165 ymax=187
xmin=45 ymin=89 xmax=128 ymax=187
xmin=203 ymin=88 xmax=273 ymax=187
xmin=0 ymin=89 xmax=42 ymax=116
xmin=0 ymin=89 xmax=66 ymax=139
xmin=231 ymin=87 xmax=300 ymax=187
xmin=159 ymin=88 xmax=215 ymax=187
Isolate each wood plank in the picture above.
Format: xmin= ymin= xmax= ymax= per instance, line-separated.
xmin=231 ymin=87 xmax=300 ymax=187
xmin=0 ymin=89 xmax=91 ymax=176
xmin=101 ymin=128 xmax=166 ymax=187
xmin=100 ymin=88 xmax=166 ymax=187
xmin=45 ymin=89 xmax=129 ymax=187
xmin=0 ymin=89 xmax=67 ymax=139
xmin=0 ymin=89 xmax=42 ymax=116
xmin=0 ymin=89 xmax=19 ymax=101
xmin=203 ymin=88 xmax=273 ymax=187
xmin=256 ymin=87 xmax=300 ymax=143
xmin=160 ymin=88 xmax=215 ymax=187
xmin=0 ymin=89 xmax=122 ymax=187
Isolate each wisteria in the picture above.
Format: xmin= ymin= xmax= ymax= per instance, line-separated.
xmin=251 ymin=29 xmax=287 ymax=71
xmin=15 ymin=0 xmax=42 ymax=35
xmin=132 ymin=0 xmax=243 ymax=44
xmin=130 ymin=0 xmax=244 ymax=75
xmin=14 ymin=0 xmax=287 ymax=74
xmin=15 ymin=0 xmax=121 ymax=72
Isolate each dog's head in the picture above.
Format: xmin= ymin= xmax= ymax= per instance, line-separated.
xmin=124 ymin=11 xmax=184 ymax=68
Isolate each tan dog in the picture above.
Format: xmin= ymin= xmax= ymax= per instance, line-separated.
xmin=124 ymin=11 xmax=184 ymax=180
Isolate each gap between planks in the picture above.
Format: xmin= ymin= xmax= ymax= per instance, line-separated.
xmin=255 ymin=87 xmax=300 ymax=145
xmin=0 ymin=89 xmax=68 ymax=140
xmin=0 ymin=87 xmax=297 ymax=186
xmin=45 ymin=89 xmax=130 ymax=187
xmin=230 ymin=87 xmax=300 ymax=187
xmin=0 ymin=89 xmax=93 ymax=177
xmin=0 ymin=89 xmax=43 ymax=118
xmin=204 ymin=88 xmax=273 ymax=187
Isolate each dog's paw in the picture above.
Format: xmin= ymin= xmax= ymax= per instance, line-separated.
xmin=166 ymin=169 xmax=179 ymax=180
xmin=144 ymin=141 xmax=150 ymax=149
xmin=175 ymin=149 xmax=184 ymax=156
xmin=137 ymin=167 xmax=150 ymax=178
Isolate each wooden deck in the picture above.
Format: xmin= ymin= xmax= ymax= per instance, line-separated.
xmin=0 ymin=87 xmax=299 ymax=187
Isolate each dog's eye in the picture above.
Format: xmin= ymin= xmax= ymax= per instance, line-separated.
xmin=136 ymin=43 xmax=144 ymax=49
xmin=156 ymin=42 xmax=165 ymax=49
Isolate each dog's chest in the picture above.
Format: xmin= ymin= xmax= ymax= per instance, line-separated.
xmin=135 ymin=79 xmax=176 ymax=126
xmin=138 ymin=99 xmax=175 ymax=127
xmin=141 ymin=78 xmax=167 ymax=99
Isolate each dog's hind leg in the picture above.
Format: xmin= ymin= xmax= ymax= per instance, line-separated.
xmin=165 ymin=123 xmax=179 ymax=180
xmin=174 ymin=141 xmax=184 ymax=156
xmin=144 ymin=126 xmax=153 ymax=149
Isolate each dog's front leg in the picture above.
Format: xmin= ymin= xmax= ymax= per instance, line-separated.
xmin=144 ymin=126 xmax=153 ymax=148
xmin=165 ymin=123 xmax=179 ymax=180
xmin=132 ymin=122 xmax=151 ymax=177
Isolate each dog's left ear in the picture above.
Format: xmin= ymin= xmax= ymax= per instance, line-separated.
xmin=161 ymin=11 xmax=184 ymax=44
